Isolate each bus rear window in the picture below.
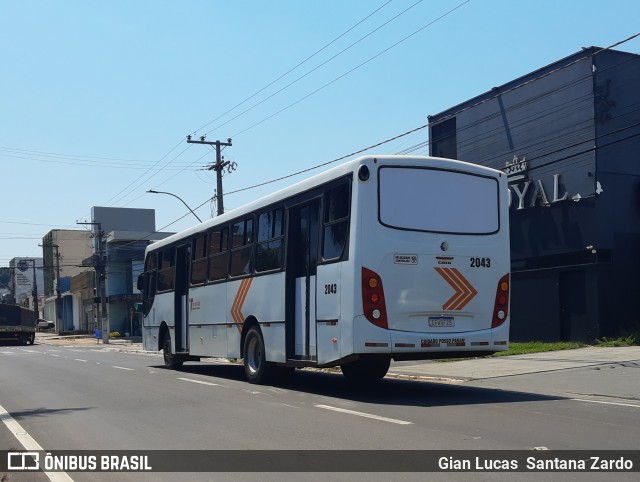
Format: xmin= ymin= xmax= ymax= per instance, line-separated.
xmin=378 ymin=166 xmax=499 ymax=234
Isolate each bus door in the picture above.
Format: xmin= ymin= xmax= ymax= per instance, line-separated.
xmin=286 ymin=201 xmax=320 ymax=361
xmin=174 ymin=244 xmax=190 ymax=353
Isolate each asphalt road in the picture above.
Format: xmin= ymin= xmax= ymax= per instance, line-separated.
xmin=1 ymin=343 xmax=639 ymax=482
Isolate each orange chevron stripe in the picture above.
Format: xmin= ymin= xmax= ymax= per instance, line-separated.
xmin=435 ymin=267 xmax=477 ymax=311
xmin=233 ymin=279 xmax=250 ymax=321
xmin=449 ymin=268 xmax=478 ymax=310
xmin=447 ymin=268 xmax=470 ymax=310
xmin=231 ymin=279 xmax=247 ymax=322
xmin=231 ymin=278 xmax=253 ymax=331
xmin=443 ymin=268 xmax=468 ymax=310
xmin=436 ymin=267 xmax=465 ymax=310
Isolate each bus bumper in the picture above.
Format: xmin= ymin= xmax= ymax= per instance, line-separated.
xmin=352 ymin=315 xmax=509 ymax=358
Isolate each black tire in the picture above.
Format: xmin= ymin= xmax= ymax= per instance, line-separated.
xmin=243 ymin=327 xmax=274 ymax=384
xmin=341 ymin=356 xmax=390 ymax=384
xmin=163 ymin=332 xmax=183 ymax=370
xmin=29 ymin=333 xmax=35 ymax=345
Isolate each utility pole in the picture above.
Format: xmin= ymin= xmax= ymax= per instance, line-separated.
xmin=186 ymin=135 xmax=234 ymax=215
xmin=78 ymin=221 xmax=108 ymax=344
xmin=39 ymin=243 xmax=61 ymax=331
xmin=31 ymin=259 xmax=39 ymax=318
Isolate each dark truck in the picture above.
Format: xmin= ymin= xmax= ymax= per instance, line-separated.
xmin=0 ymin=304 xmax=36 ymax=345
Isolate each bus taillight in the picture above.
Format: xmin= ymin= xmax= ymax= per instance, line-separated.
xmin=362 ymin=267 xmax=388 ymax=329
xmin=491 ymin=274 xmax=510 ymax=328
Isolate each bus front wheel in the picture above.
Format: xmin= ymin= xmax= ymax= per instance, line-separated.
xmin=341 ymin=356 xmax=390 ymax=383
xmin=243 ymin=327 xmax=274 ymax=384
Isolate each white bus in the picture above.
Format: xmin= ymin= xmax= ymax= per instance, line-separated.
xmin=139 ymin=155 xmax=510 ymax=384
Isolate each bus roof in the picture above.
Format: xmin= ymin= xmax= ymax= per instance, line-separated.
xmin=146 ymin=155 xmax=503 ymax=252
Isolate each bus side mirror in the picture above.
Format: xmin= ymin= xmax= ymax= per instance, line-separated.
xmin=137 ymin=273 xmax=145 ymax=291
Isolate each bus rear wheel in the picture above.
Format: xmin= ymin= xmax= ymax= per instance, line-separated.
xmin=163 ymin=333 xmax=183 ymax=370
xmin=243 ymin=327 xmax=274 ymax=384
xmin=341 ymin=356 xmax=390 ymax=384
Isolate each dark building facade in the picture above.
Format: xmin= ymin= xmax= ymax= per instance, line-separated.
xmin=428 ymin=47 xmax=640 ymax=342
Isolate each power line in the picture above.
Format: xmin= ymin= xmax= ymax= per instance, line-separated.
xmin=229 ymin=0 xmax=473 ymax=139
xmin=201 ymin=0 xmax=426 ymax=137
xmin=193 ymin=0 xmax=395 ymax=135
xmin=227 ymin=123 xmax=429 ymax=195
xmin=6 ymin=31 xmax=640 ymax=268
xmin=75 ymin=3 xmax=404 ymax=212
xmin=135 ymin=39 xmax=640 ymax=245
xmin=3 ymin=0 xmax=466 ymax=217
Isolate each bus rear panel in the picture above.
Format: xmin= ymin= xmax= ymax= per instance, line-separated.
xmin=348 ymin=158 xmax=510 ymax=361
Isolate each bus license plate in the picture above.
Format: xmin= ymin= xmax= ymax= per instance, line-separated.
xmin=428 ymin=316 xmax=454 ymax=327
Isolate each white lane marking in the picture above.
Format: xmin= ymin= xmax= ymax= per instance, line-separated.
xmin=0 ymin=401 xmax=74 ymax=482
xmin=177 ymin=377 xmax=220 ymax=387
xmin=74 ymin=359 xmax=88 ymax=362
xmin=1 ymin=351 xmax=14 ymax=354
xmin=22 ymin=349 xmax=40 ymax=353
xmin=50 ymin=354 xmax=60 ymax=357
xmin=314 ymin=404 xmax=413 ymax=425
xmin=112 ymin=366 xmax=134 ymax=371
xmin=571 ymin=398 xmax=640 ymax=408
xmin=242 ymin=389 xmax=264 ymax=395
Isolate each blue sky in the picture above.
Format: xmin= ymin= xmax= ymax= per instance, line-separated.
xmin=1 ymin=0 xmax=639 ymax=266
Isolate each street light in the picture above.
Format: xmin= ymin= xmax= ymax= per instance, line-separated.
xmin=146 ymin=190 xmax=203 ymax=222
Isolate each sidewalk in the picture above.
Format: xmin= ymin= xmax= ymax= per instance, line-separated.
xmin=36 ymin=332 xmax=144 ymax=349
xmin=389 ymin=346 xmax=640 ymax=382
xmin=34 ymin=333 xmax=640 ymax=382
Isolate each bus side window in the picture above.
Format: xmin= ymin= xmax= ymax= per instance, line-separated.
xmin=256 ymin=208 xmax=284 ymax=272
xmin=157 ymin=247 xmax=175 ymax=291
xmin=322 ymin=183 xmax=350 ymax=261
xmin=208 ymin=228 xmax=229 ymax=281
xmin=191 ymin=233 xmax=208 ymax=285
xmin=230 ymin=217 xmax=254 ymax=277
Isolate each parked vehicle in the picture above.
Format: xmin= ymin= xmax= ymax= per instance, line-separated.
xmin=37 ymin=318 xmax=55 ymax=331
xmin=0 ymin=304 xmax=36 ymax=345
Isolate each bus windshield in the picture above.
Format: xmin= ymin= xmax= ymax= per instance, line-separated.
xmin=378 ymin=166 xmax=500 ymax=234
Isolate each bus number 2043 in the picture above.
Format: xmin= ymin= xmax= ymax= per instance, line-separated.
xmin=324 ymin=284 xmax=338 ymax=295
xmin=470 ymin=257 xmax=491 ymax=268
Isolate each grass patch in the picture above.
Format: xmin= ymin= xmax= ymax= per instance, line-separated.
xmin=436 ymin=341 xmax=585 ymax=361
xmin=491 ymin=341 xmax=586 ymax=357
xmin=595 ymin=334 xmax=638 ymax=347
xmin=437 ymin=335 xmax=638 ymax=362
